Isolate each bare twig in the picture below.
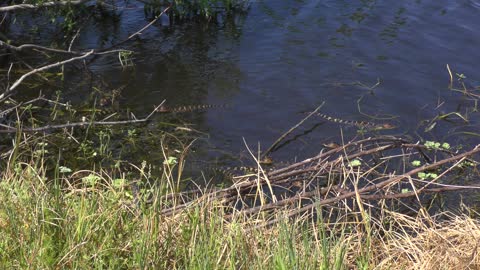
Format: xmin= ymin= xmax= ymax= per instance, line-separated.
xmin=128 ymin=6 xmax=171 ymax=39
xmin=0 ymin=95 xmax=46 ymax=118
xmin=99 ymin=5 xmax=171 ymax=52
xmin=0 ymin=4 xmax=171 ymax=101
xmin=0 ymin=0 xmax=89 ymax=12
xmin=0 ymin=50 xmax=94 ymax=100
xmin=262 ymin=102 xmax=324 ymax=159
xmin=0 ymin=40 xmax=130 ymax=56
xmin=0 ymin=101 xmax=165 ymax=133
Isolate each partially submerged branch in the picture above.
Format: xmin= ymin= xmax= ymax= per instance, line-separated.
xmin=0 ymin=40 xmax=130 ymax=56
xmin=0 ymin=5 xmax=172 ymax=101
xmin=0 ymin=50 xmax=95 ymax=101
xmin=0 ymin=0 xmax=89 ymax=12
xmin=99 ymin=5 xmax=171 ymax=51
xmin=0 ymin=101 xmax=165 ymax=133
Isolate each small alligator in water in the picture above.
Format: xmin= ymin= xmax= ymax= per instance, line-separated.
xmin=208 ymin=157 xmax=281 ymax=180
xmin=88 ymin=103 xmax=229 ymax=119
xmin=156 ymin=104 xmax=229 ymax=113
xmin=308 ymin=112 xmax=395 ymax=130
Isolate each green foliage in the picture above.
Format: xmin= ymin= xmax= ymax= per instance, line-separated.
xmin=456 ymin=73 xmax=467 ymax=80
xmin=459 ymin=160 xmax=476 ymax=168
xmin=118 ymin=51 xmax=135 ymax=69
xmin=59 ymin=166 xmax=73 ymax=173
xmin=112 ymin=178 xmax=126 ymax=189
xmin=424 ymin=141 xmax=441 ymax=150
xmin=418 ymin=172 xmax=438 ymax=180
xmin=0 ymin=159 xmax=351 ymax=269
xmin=424 ymin=141 xmax=450 ymax=150
xmin=38 ymin=0 xmax=89 ymax=37
xmin=163 ymin=156 xmax=178 ymax=166
xmin=82 ymin=173 xmax=101 ymax=186
xmin=1 ymin=132 xmax=478 ymax=269
xmin=144 ymin=0 xmax=248 ymax=20
xmin=348 ymin=159 xmax=362 ymax=167
xmin=411 ymin=160 xmax=421 ymax=167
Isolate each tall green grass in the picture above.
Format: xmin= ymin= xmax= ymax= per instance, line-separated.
xmin=0 ymin=153 xmax=352 ymax=269
xmin=1 ymin=138 xmax=480 ymax=269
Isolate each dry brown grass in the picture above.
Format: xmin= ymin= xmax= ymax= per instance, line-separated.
xmin=373 ymin=210 xmax=480 ymax=269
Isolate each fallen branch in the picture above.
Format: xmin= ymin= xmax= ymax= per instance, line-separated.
xmin=0 ymin=40 xmax=129 ymax=56
xmin=159 ymin=136 xmax=480 ymax=226
xmin=1 ymin=96 xmax=43 ymax=119
xmin=1 ymin=5 xmax=172 ymax=101
xmin=0 ymin=0 xmax=88 ymax=12
xmin=98 ymin=5 xmax=171 ymax=52
xmin=262 ymin=102 xmax=324 ymax=159
xmin=0 ymin=101 xmax=165 ymax=133
xmin=161 ymin=138 xmax=402 ymax=217
xmin=0 ymin=50 xmax=94 ymax=101
xmin=257 ymin=144 xmax=480 ymax=228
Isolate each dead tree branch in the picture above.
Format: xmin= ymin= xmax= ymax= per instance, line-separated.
xmin=0 ymin=50 xmax=94 ymax=101
xmin=99 ymin=5 xmax=171 ymax=52
xmin=257 ymin=144 xmax=480 ymax=228
xmin=0 ymin=0 xmax=89 ymax=12
xmin=0 ymin=101 xmax=165 ymax=133
xmin=159 ymin=137 xmax=480 ymax=226
xmin=262 ymin=102 xmax=324 ymax=159
xmin=0 ymin=40 xmax=129 ymax=56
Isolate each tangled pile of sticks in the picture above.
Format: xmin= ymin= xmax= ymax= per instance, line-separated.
xmin=161 ymin=136 xmax=480 ymax=224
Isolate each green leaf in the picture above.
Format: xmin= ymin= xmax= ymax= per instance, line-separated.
xmin=112 ymin=178 xmax=126 ymax=189
xmin=425 ymin=141 xmax=441 ymax=150
xmin=437 ymin=112 xmax=468 ymax=123
xmin=59 ymin=166 xmax=72 ymax=173
xmin=441 ymin=143 xmax=450 ymax=150
xmin=418 ymin=172 xmax=427 ymax=179
xmin=163 ymin=156 xmax=178 ymax=166
xmin=125 ymin=191 xmax=134 ymax=199
xmin=401 ymin=188 xmax=410 ymax=194
xmin=425 ymin=141 xmax=435 ymax=148
xmin=82 ymin=174 xmax=100 ymax=187
xmin=411 ymin=160 xmax=421 ymax=167
xmin=424 ymin=122 xmax=436 ymax=132
xmin=348 ymin=159 xmax=362 ymax=167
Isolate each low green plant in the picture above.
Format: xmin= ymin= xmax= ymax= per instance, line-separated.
xmin=424 ymin=140 xmax=450 ymax=150
xmin=418 ymin=171 xmax=438 ymax=180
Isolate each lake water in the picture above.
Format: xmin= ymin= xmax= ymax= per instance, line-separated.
xmin=43 ymin=0 xmax=480 ymax=173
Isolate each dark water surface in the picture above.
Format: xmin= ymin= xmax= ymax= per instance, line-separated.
xmin=70 ymin=0 xmax=480 ymax=171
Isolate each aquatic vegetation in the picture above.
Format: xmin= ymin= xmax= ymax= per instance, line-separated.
xmin=145 ymin=0 xmax=249 ymax=20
